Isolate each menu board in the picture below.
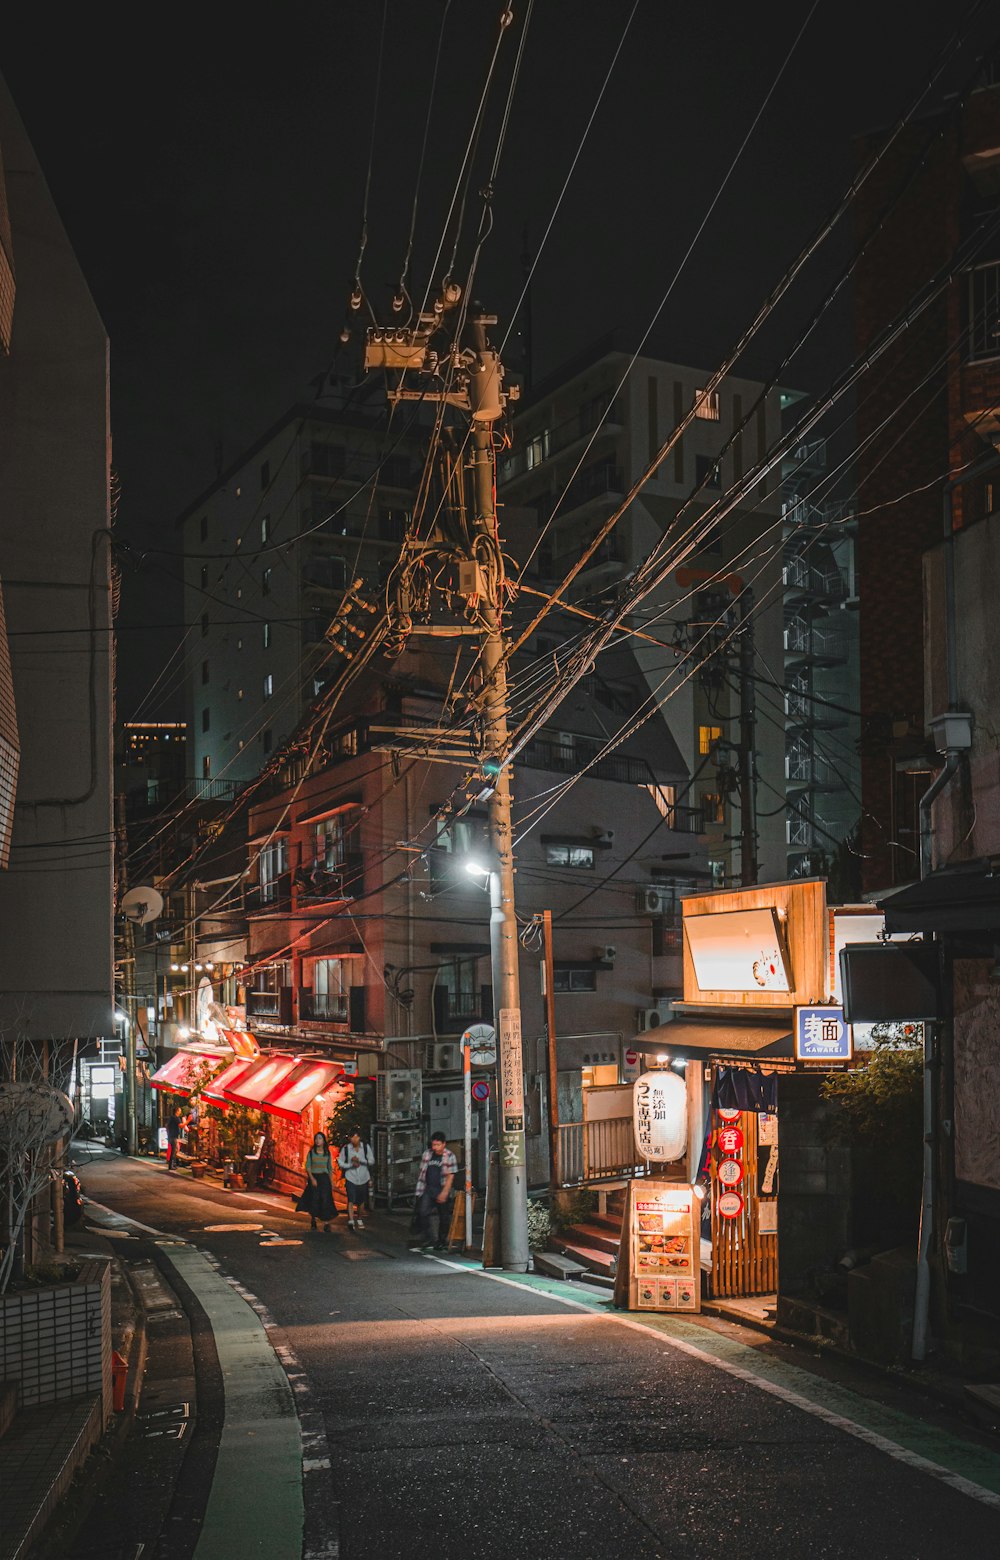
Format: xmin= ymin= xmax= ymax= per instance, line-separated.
xmin=626 ymin=1181 xmax=700 ymax=1313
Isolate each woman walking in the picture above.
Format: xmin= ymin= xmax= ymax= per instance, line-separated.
xmin=296 ymin=1131 xmax=337 ymax=1231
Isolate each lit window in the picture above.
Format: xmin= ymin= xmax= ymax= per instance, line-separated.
xmin=263 ymin=623 xmax=271 ymax=649
xmin=699 ymin=725 xmax=722 ymax=756
xmin=202 ymin=754 xmax=211 ymax=778
xmin=262 ymin=514 xmax=270 ymax=543
xmin=545 ymin=843 xmax=595 ymax=868
xmin=262 ymin=568 xmax=271 ymax=597
xmin=238 ymin=688 xmax=244 ymax=701
xmin=694 ymin=389 xmax=720 ymax=420
xmin=644 ymin=783 xmax=676 ymax=820
xmin=263 ymin=674 xmax=273 ymax=700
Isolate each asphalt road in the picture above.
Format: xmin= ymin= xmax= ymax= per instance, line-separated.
xmin=68 ymin=1146 xmax=1000 ymax=1560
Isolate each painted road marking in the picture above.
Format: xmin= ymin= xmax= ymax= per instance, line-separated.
xmin=201 ymin=1223 xmax=264 ymax=1232
xmin=449 ymin=1260 xmax=1000 ymax=1514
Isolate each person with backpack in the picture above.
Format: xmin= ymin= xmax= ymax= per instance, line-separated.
xmin=338 ymin=1129 xmax=375 ymax=1231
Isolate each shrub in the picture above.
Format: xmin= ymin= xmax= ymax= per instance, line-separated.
xmin=526 ymin=1198 xmax=552 ymax=1251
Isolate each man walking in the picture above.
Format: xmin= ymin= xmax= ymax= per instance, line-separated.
xmin=413 ymin=1132 xmax=456 ymax=1251
xmin=338 ymin=1129 xmax=375 ymax=1230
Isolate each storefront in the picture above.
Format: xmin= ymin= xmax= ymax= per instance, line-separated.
xmin=630 ymin=881 xmax=896 ymax=1301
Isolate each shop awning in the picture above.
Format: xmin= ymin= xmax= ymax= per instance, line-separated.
xmin=631 ymin=1020 xmax=793 ymax=1059
xmin=223 ymin=1054 xmax=298 ymax=1109
xmin=261 ymin=1059 xmax=348 ymax=1122
xmin=150 ymin=1048 xmax=229 ymax=1096
xmin=878 ymin=859 xmax=1000 ymax=933
xmin=201 ymin=1056 xmax=261 ymax=1107
xmin=221 ymin=1027 xmax=261 ymax=1060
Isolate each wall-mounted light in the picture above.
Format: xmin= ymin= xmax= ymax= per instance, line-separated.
xmin=170 ymin=963 xmax=179 ymax=972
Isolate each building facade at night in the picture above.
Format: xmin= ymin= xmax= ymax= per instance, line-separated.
xmin=0 ymin=76 xmax=115 ymax=1047
xmin=499 ymin=337 xmax=796 ymax=888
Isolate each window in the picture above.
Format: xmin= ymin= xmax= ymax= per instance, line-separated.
xmin=438 ymin=957 xmax=482 ymax=1020
xmin=262 ymin=568 xmax=271 ymax=597
xmin=201 ymin=660 xmax=209 ymax=686
xmin=525 ymin=429 xmax=550 ymax=470
xmin=202 ymin=754 xmax=211 ymax=778
xmin=260 ymin=460 xmax=270 ymax=491
xmin=694 ymin=388 xmax=720 ymax=420
xmin=261 ymin=514 xmax=270 ymax=543
xmin=330 ymin=726 xmax=358 ymax=757
xmin=263 ymin=622 xmax=271 ymax=649
xmin=545 ymin=843 xmax=595 ymax=868
xmin=969 ymin=261 xmax=1000 ymax=361
xmin=201 ymin=612 xmax=209 ymax=637
xmin=237 ymin=637 xmax=243 ymax=651
xmin=263 ymin=673 xmax=273 ymax=700
xmin=733 ymin=392 xmax=743 ymax=482
xmin=553 ymin=966 xmax=597 ymax=993
xmin=200 ymin=564 xmax=208 ymax=589
xmin=673 ymin=381 xmax=684 ymax=484
xmin=201 ymin=708 xmax=210 ymax=733
xmin=308 ymin=958 xmax=348 ymax=1020
xmin=238 ymin=688 xmax=244 ymax=701
xmin=695 ymin=455 xmax=721 ymax=490
xmin=262 ymin=728 xmax=272 ymax=753
xmin=699 ymin=724 xmax=722 ymax=756
xmin=199 ymin=515 xmax=208 ymax=541
xmin=643 ymin=783 xmax=677 ymax=820
xmin=701 ymin=791 xmax=725 ymax=825
xmin=648 ymin=377 xmax=659 ymax=464
xmin=259 ymin=838 xmax=288 ymax=903
xmin=306 ymin=442 xmax=346 ymax=479
xmin=311 ymin=812 xmax=356 ymax=872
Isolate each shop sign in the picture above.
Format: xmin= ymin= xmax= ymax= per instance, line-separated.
xmin=717 ymin=1106 xmax=740 ymax=1122
xmin=633 ymin=1070 xmax=687 ymax=1162
xmin=629 ymin=1181 xmax=700 ymax=1312
xmin=758 ymin=1112 xmax=778 ymax=1146
xmin=795 ymin=1005 xmax=852 ymax=1062
xmin=717 ymin=1158 xmax=744 ymax=1187
xmin=717 ymin=1125 xmax=744 ymax=1154
xmin=718 ymin=1190 xmax=744 ymax=1219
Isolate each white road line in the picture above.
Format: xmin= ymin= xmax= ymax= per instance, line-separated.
xmin=470 ymin=1267 xmax=1000 ymax=1514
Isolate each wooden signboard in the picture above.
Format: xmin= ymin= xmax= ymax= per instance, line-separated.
xmin=446 ymin=1190 xmax=477 ymax=1251
xmin=614 ymin=1179 xmax=701 ymax=1313
xmin=681 ymin=879 xmax=827 ymax=1010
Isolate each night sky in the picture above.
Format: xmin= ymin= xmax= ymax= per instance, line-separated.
xmin=2 ymin=1 xmax=993 ymax=719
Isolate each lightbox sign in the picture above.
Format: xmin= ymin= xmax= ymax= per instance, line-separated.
xmin=684 ymin=907 xmax=791 ymax=994
xmin=633 ymin=1071 xmax=687 ymax=1162
xmin=794 ymin=1005 xmax=852 ymax=1063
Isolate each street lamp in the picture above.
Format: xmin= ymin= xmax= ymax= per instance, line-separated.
xmin=463 ymin=849 xmax=529 ymax=1272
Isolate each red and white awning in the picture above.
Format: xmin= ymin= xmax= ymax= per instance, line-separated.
xmin=149 ymin=1048 xmax=228 ymax=1097
xmin=260 ymin=1059 xmax=348 ymax=1122
xmin=200 ymin=1056 xmax=261 ymax=1107
xmin=222 ymin=1054 xmax=298 ymax=1109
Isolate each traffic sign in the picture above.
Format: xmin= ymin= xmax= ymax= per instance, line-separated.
xmin=462 ymin=1022 xmax=496 ymax=1067
xmin=624 ymin=1048 xmax=638 ymax=1066
xmin=471 ymin=1079 xmax=490 ymax=1103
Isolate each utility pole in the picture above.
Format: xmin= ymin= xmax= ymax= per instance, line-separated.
xmin=469 ymin=310 xmax=530 ymax=1272
xmin=365 ymin=297 xmax=529 ymax=1271
xmin=737 ymin=588 xmax=759 ymax=887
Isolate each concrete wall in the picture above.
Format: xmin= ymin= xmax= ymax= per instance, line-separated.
xmin=0 ymin=77 xmax=114 ymax=1042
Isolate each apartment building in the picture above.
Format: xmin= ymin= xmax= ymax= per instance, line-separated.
xmin=178 ymin=379 xmax=423 ymax=788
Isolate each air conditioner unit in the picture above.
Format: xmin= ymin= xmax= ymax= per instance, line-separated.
xmin=432 ymin=1041 xmax=461 ymax=1072
xmin=596 ymin=945 xmax=616 ymax=963
xmin=636 ymin=1006 xmax=671 ymax=1032
xmin=639 ymin=886 xmax=673 ymax=915
xmin=376 ymin=1068 xmax=422 ymax=1122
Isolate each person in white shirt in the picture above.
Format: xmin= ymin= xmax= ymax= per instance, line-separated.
xmin=338 ymin=1129 xmax=375 ymax=1231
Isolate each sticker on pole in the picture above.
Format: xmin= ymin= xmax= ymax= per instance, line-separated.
xmin=498 ymin=1009 xmax=524 ymax=1119
xmin=471 ymin=1079 xmax=490 ymax=1103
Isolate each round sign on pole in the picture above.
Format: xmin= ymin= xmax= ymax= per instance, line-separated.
xmin=462 ymin=1022 xmax=497 ymax=1067
xmin=718 ymin=1190 xmax=744 ymax=1219
xmin=717 ymin=1107 xmax=741 ymax=1122
xmin=717 ymin=1158 xmax=744 ymax=1188
xmin=717 ymin=1125 xmax=744 ymax=1155
xmin=471 ymin=1079 xmax=490 ymax=1103
xmin=624 ymin=1048 xmax=638 ymax=1066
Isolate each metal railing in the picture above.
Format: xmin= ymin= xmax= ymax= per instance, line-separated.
xmin=299 ymin=990 xmax=347 ymax=1022
xmin=556 ymin=1117 xmax=648 ymax=1186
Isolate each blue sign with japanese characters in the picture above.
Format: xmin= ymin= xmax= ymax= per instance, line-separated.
xmin=794 ymin=1005 xmax=852 ymax=1063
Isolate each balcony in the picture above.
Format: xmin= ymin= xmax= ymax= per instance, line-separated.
xmin=783 ymin=621 xmax=850 ymax=665
xmin=294 ymin=853 xmax=363 ymax=903
xmin=246 ymin=987 xmax=294 ymax=1025
xmin=298 ymin=990 xmax=348 ymax=1023
xmin=500 ymin=400 xmax=623 ymax=484
xmin=521 ymin=738 xmax=659 ymax=790
xmin=561 ymin=461 xmax=625 ymax=514
xmin=251 ymin=872 xmax=292 ymax=910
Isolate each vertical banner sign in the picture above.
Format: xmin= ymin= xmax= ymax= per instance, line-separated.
xmin=498 ymin=1008 xmax=526 ymax=1167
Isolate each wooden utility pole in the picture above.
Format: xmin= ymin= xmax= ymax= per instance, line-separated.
xmin=738 ymin=588 xmax=759 ymax=887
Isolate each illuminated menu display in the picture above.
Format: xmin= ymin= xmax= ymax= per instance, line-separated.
xmin=628 ymin=1181 xmax=700 ymax=1313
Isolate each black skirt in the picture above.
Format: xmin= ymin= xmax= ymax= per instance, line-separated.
xmin=296 ymin=1172 xmax=336 ymax=1220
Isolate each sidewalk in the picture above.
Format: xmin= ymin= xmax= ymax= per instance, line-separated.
xmin=0 ymin=1221 xmax=144 ymax=1560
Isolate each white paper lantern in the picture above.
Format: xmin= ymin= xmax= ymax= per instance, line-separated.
xmin=633 ymin=1070 xmax=687 ymax=1162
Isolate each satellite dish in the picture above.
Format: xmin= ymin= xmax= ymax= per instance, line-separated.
xmin=121 ymin=886 xmax=164 ymax=926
